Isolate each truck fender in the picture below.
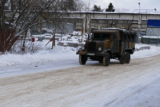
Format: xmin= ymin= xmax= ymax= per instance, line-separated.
xmin=105 ymin=49 xmax=112 ymax=58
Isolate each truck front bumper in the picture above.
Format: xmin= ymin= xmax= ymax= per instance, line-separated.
xmin=77 ymin=51 xmax=106 ymax=57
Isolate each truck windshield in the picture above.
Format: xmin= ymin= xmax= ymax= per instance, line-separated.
xmin=93 ymin=33 xmax=112 ymax=40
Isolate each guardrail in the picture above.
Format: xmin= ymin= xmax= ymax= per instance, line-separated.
xmin=141 ymin=37 xmax=160 ymax=45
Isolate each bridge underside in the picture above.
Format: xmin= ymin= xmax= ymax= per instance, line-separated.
xmin=28 ymin=12 xmax=160 ymax=34
xmin=65 ymin=18 xmax=147 ymax=33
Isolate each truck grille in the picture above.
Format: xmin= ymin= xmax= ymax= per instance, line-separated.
xmin=87 ymin=42 xmax=96 ymax=52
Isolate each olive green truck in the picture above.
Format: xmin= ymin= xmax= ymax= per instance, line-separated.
xmin=76 ymin=29 xmax=137 ymax=66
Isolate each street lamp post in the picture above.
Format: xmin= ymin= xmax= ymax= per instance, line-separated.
xmin=138 ymin=2 xmax=140 ymax=13
xmin=154 ymin=8 xmax=157 ymax=13
xmin=138 ymin=2 xmax=141 ymax=43
xmin=89 ymin=0 xmax=90 ymax=11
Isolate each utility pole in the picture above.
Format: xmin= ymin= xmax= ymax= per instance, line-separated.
xmin=154 ymin=8 xmax=157 ymax=13
xmin=138 ymin=2 xmax=141 ymax=43
xmin=138 ymin=2 xmax=140 ymax=13
xmin=88 ymin=0 xmax=90 ymax=11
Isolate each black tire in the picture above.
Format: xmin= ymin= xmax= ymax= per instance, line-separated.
xmin=120 ymin=54 xmax=125 ymax=64
xmin=99 ymin=58 xmax=103 ymax=63
xmin=103 ymin=53 xmax=110 ymax=66
xmin=125 ymin=52 xmax=130 ymax=63
xmin=79 ymin=55 xmax=87 ymax=65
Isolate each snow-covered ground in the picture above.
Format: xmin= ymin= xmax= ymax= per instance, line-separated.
xmin=0 ymin=38 xmax=160 ymax=78
xmin=1 ymin=37 xmax=160 ymax=106
xmin=0 ymin=43 xmax=159 ymax=79
xmin=0 ymin=43 xmax=159 ymax=68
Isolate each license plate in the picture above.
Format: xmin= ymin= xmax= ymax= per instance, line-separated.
xmin=87 ymin=53 xmax=95 ymax=56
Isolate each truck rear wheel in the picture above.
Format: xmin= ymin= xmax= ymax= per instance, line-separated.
xmin=103 ymin=53 xmax=110 ymax=66
xmin=79 ymin=55 xmax=87 ymax=65
xmin=125 ymin=52 xmax=130 ymax=63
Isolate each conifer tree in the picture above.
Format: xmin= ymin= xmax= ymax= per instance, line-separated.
xmin=106 ymin=3 xmax=115 ymax=12
xmin=92 ymin=5 xmax=103 ymax=12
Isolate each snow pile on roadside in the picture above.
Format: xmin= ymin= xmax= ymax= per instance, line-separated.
xmin=132 ymin=45 xmax=160 ymax=59
xmin=0 ymin=46 xmax=77 ymax=67
xmin=0 ymin=43 xmax=160 ymax=67
xmin=135 ymin=44 xmax=150 ymax=49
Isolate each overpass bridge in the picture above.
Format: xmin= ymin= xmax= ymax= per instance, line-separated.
xmin=4 ymin=11 xmax=160 ymax=34
xmin=64 ymin=11 xmax=160 ymax=33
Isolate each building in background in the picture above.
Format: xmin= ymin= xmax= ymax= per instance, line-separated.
xmin=141 ymin=19 xmax=160 ymax=44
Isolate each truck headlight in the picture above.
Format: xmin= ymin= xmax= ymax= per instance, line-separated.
xmin=98 ymin=47 xmax=102 ymax=51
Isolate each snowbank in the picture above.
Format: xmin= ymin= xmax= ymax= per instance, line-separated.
xmin=132 ymin=44 xmax=160 ymax=59
xmin=0 ymin=43 xmax=160 ymax=67
xmin=0 ymin=46 xmax=77 ymax=67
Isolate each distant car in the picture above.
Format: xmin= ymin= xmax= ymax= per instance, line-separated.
xmin=32 ymin=33 xmax=53 ymax=39
xmin=73 ymin=31 xmax=82 ymax=36
xmin=43 ymin=33 xmax=53 ymax=39
xmin=140 ymin=33 xmax=146 ymax=36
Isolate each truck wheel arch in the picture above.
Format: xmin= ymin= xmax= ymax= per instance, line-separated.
xmin=106 ymin=50 xmax=112 ymax=58
xmin=125 ymin=48 xmax=134 ymax=54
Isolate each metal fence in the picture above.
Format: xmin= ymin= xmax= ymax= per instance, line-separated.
xmin=141 ymin=36 xmax=160 ymax=45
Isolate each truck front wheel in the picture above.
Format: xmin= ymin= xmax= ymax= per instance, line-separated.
xmin=103 ymin=53 xmax=110 ymax=66
xmin=99 ymin=57 xmax=103 ymax=63
xmin=79 ymin=55 xmax=87 ymax=65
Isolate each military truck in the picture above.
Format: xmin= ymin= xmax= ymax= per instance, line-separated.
xmin=76 ymin=29 xmax=136 ymax=66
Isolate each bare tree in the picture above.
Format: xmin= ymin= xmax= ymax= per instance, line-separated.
xmin=43 ymin=0 xmax=86 ymax=49
xmin=0 ymin=0 xmax=57 ymax=53
xmin=0 ymin=0 xmax=87 ymax=53
xmin=74 ymin=0 xmax=86 ymax=11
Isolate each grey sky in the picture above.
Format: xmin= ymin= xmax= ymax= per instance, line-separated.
xmin=85 ymin=0 xmax=159 ymax=13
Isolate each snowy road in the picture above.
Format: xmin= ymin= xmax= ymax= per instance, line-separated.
xmin=1 ymin=54 xmax=160 ymax=107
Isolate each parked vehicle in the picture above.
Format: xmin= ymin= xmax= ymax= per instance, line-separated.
xmin=32 ymin=33 xmax=53 ymax=39
xmin=76 ymin=29 xmax=137 ymax=66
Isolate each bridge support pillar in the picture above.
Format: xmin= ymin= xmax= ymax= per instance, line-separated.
xmin=83 ymin=14 xmax=86 ymax=35
xmin=73 ymin=21 xmax=76 ymax=31
xmin=138 ymin=14 xmax=142 ymax=43
xmin=86 ymin=14 xmax=91 ymax=34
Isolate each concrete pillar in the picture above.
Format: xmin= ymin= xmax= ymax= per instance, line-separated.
xmin=86 ymin=14 xmax=91 ymax=34
xmin=83 ymin=14 xmax=86 ymax=34
xmin=138 ymin=14 xmax=142 ymax=43
xmin=73 ymin=21 xmax=76 ymax=31
xmin=138 ymin=14 xmax=142 ymax=30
